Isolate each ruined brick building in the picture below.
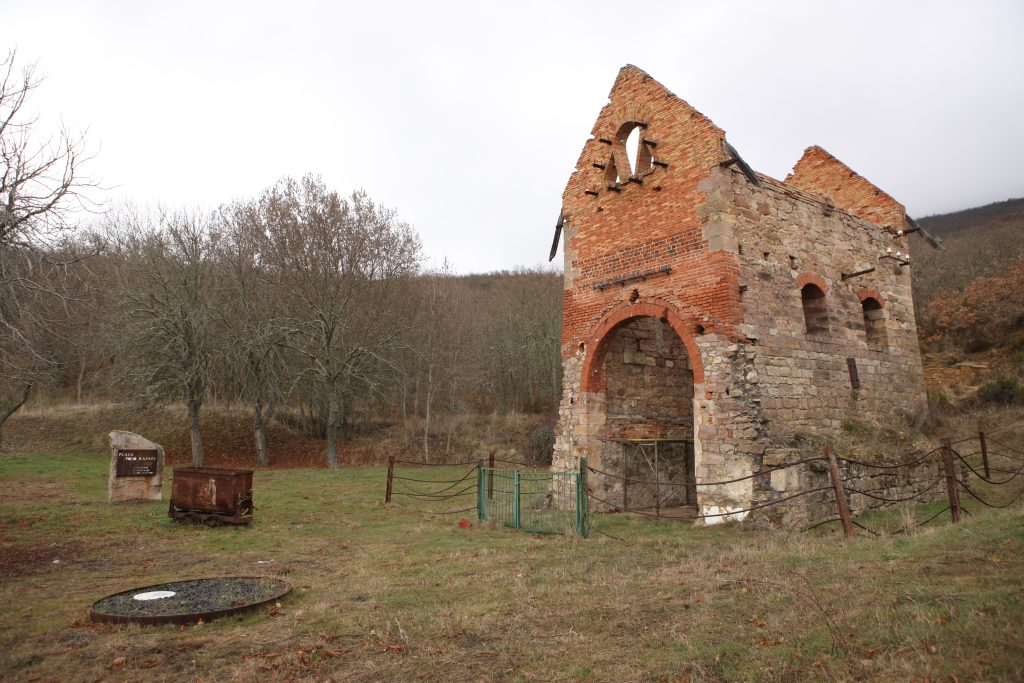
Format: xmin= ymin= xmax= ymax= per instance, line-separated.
xmin=550 ymin=65 xmax=934 ymax=523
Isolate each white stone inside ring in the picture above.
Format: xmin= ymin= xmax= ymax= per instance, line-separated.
xmin=133 ymin=590 xmax=176 ymax=601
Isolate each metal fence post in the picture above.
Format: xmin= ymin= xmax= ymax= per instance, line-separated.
xmin=578 ymin=456 xmax=589 ymax=538
xmin=488 ymin=451 xmax=495 ymax=500
xmin=940 ymin=437 xmax=962 ymax=523
xmin=385 ymin=456 xmax=395 ymax=503
xmin=826 ymin=444 xmax=854 ymax=538
xmin=512 ymin=470 xmax=521 ymax=530
xmin=477 ymin=459 xmax=485 ymax=521
xmin=979 ymin=431 xmax=990 ymax=480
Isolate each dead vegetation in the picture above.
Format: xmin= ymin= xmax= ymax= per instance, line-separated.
xmin=0 ymin=401 xmax=554 ymax=469
xmin=1 ymin=441 xmax=1022 ymax=682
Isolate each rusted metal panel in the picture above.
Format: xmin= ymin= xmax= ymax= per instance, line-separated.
xmin=170 ymin=467 xmax=253 ymax=517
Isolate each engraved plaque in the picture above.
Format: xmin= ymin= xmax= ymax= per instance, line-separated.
xmin=115 ymin=449 xmax=159 ymax=477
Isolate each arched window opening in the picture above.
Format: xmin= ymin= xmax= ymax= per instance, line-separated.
xmin=614 ymin=122 xmax=652 ymax=181
xmin=862 ymin=297 xmax=887 ymax=350
xmin=624 ymin=125 xmax=641 ymax=176
xmin=801 ymin=284 xmax=828 ymax=334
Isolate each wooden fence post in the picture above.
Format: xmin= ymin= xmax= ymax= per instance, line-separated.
xmin=979 ymin=431 xmax=990 ymax=480
xmin=655 ymin=441 xmax=660 ymax=519
xmin=476 ymin=459 xmax=485 ymax=521
xmin=488 ymin=451 xmax=495 ymax=500
xmin=385 ymin=456 xmax=395 ymax=503
xmin=940 ymin=437 xmax=962 ymax=523
xmin=623 ymin=472 xmax=629 ymax=512
xmin=826 ymin=443 xmax=854 ymax=538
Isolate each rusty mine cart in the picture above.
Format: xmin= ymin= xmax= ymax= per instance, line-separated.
xmin=169 ymin=467 xmax=254 ymax=527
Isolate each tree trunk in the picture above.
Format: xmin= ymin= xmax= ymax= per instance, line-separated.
xmin=0 ymin=383 xmax=33 ymax=449
xmin=76 ymin=358 xmax=87 ymax=403
xmin=445 ymin=376 xmax=457 ymax=455
xmin=252 ymin=395 xmax=275 ymax=467
xmin=423 ymin=365 xmax=432 ymax=464
xmin=326 ymin=394 xmax=339 ymax=468
xmin=187 ymin=398 xmax=205 ymax=467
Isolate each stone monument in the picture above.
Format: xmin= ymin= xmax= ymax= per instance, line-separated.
xmin=107 ymin=430 xmax=165 ymax=503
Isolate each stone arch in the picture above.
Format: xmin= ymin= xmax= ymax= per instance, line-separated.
xmin=580 ymin=300 xmax=705 ymax=394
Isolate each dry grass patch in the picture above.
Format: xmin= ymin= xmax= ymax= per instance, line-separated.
xmin=1 ymin=446 xmax=1022 ymax=682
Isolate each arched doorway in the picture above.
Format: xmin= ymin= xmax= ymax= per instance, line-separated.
xmin=582 ymin=307 xmax=701 ymax=514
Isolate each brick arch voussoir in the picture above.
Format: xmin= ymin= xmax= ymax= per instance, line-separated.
xmin=856 ymin=288 xmax=886 ymax=306
xmin=606 ymin=102 xmax=655 ymax=132
xmin=795 ymin=272 xmax=828 ymax=295
xmin=579 ymin=299 xmax=705 ymax=394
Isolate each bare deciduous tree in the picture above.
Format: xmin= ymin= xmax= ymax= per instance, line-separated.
xmin=219 ymin=200 xmax=294 ymax=466
xmin=254 ymin=176 xmax=421 ymax=468
xmin=0 ymin=50 xmax=96 ymax=444
xmin=113 ymin=208 xmax=219 ymax=466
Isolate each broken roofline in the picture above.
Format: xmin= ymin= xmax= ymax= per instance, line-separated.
xmin=610 ymin=65 xmax=903 ymax=208
xmin=550 ymin=64 xmax=938 ymax=260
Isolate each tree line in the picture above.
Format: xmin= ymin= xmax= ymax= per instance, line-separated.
xmin=0 ymin=51 xmax=562 ymax=466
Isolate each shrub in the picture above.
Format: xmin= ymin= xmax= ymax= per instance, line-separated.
xmin=977 ymin=375 xmax=1024 ymax=405
xmin=525 ymin=421 xmax=555 ymax=466
xmin=927 ymin=386 xmax=950 ymax=406
xmin=964 ymin=336 xmax=994 ymax=353
xmin=840 ymin=418 xmax=860 ymax=433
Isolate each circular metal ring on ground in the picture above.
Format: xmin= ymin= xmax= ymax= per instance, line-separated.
xmin=89 ymin=576 xmax=291 ymax=625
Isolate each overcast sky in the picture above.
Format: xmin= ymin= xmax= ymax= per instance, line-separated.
xmin=5 ymin=0 xmax=1023 ymax=273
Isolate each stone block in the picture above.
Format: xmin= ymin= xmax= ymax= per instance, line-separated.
xmin=763 ymin=448 xmax=797 ymax=466
xmin=108 ymin=431 xmax=165 ymax=503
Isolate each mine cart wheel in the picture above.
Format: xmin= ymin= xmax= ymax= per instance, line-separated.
xmin=183 ymin=512 xmax=201 ymax=525
xmin=204 ymin=515 xmax=224 ymax=528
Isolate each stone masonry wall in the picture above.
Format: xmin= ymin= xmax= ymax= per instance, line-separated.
xmin=713 ymin=164 xmax=928 ymax=432
xmin=552 ymin=65 xmax=933 ymax=526
xmin=751 ymin=447 xmax=942 ymax=528
xmin=604 ymin=317 xmax=693 ymax=440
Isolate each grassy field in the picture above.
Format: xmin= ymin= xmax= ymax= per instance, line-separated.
xmin=1 ymin=446 xmax=1022 ymax=682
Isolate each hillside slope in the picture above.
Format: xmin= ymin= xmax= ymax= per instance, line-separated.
xmin=911 ymin=197 xmax=1024 ymax=311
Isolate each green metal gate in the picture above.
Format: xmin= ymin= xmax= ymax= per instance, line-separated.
xmin=476 ymin=457 xmax=588 ymax=537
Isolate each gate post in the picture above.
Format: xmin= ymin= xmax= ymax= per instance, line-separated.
xmin=940 ymin=437 xmax=962 ymax=523
xmin=512 ymin=470 xmax=521 ymax=530
xmin=578 ymin=456 xmax=589 ymax=538
xmin=477 ymin=459 xmax=485 ymax=521
xmin=385 ymin=456 xmax=395 ymax=503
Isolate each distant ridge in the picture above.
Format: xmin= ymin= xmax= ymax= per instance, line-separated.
xmin=917 ymin=197 xmax=1024 ymax=237
xmin=911 ymin=196 xmax=1024 ymax=317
